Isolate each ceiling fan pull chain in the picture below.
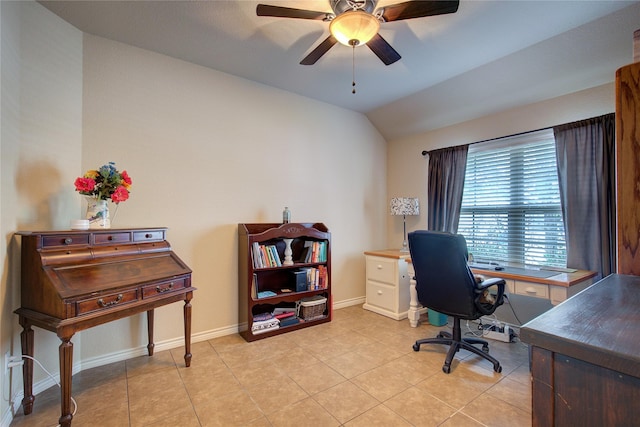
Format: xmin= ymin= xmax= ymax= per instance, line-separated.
xmin=352 ymin=43 xmax=356 ymax=94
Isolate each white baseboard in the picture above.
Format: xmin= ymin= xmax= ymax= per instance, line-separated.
xmin=333 ymin=296 xmax=365 ymax=310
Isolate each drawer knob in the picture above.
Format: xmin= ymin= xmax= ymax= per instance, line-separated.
xmin=377 ymin=290 xmax=383 ymax=295
xmin=377 ymin=265 xmax=383 ymax=269
xmin=97 ymin=294 xmax=123 ymax=308
xmin=145 ymin=233 xmax=153 ymax=238
xmin=525 ymin=287 xmax=537 ymax=294
xmin=156 ymin=283 xmax=174 ymax=293
xmin=64 ymin=238 xmax=73 ymax=245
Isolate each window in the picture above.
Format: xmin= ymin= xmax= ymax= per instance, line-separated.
xmin=458 ymin=129 xmax=566 ymax=267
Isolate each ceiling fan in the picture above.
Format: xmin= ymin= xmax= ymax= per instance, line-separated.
xmin=256 ymin=0 xmax=460 ymax=66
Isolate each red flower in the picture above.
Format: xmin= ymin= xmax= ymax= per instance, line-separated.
xmin=121 ymin=170 xmax=132 ymax=188
xmin=111 ymin=186 xmax=130 ymax=203
xmin=74 ymin=177 xmax=96 ymax=193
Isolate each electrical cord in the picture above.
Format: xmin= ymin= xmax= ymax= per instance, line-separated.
xmin=503 ymin=294 xmax=524 ymax=326
xmin=19 ymin=355 xmax=78 ymax=425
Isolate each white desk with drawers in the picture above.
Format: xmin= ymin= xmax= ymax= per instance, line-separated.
xmin=406 ymin=260 xmax=597 ymax=327
xmin=363 ymin=250 xmax=411 ymax=320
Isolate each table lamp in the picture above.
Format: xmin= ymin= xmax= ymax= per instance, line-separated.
xmin=390 ymin=197 xmax=420 ymax=252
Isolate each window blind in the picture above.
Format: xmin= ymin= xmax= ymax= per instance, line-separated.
xmin=459 ymin=129 xmax=566 ymax=267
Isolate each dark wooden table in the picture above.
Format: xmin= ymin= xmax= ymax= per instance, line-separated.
xmin=15 ymin=228 xmax=195 ymax=427
xmin=520 ymin=273 xmax=640 ymax=426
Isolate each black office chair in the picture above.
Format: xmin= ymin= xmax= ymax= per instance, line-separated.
xmin=408 ymin=230 xmax=506 ymax=374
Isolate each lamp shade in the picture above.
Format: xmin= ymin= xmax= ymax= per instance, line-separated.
xmin=390 ymin=198 xmax=420 ymax=216
xmin=329 ymin=10 xmax=380 ymax=46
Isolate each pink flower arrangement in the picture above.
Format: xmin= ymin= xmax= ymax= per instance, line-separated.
xmin=74 ymin=162 xmax=132 ymax=203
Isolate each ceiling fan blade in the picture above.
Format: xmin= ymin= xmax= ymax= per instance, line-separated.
xmin=381 ymin=0 xmax=459 ymax=22
xmin=257 ymin=4 xmax=330 ymax=20
xmin=366 ymin=33 xmax=401 ymax=65
xmin=300 ymin=35 xmax=338 ymax=65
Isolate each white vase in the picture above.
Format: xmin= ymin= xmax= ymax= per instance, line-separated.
xmin=283 ymin=238 xmax=294 ymax=265
xmin=86 ymin=198 xmax=111 ymax=229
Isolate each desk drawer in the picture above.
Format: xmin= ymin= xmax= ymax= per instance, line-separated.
xmin=42 ymin=234 xmax=90 ymax=248
xmin=366 ymin=281 xmax=395 ymax=312
xmin=142 ymin=278 xmax=186 ymax=298
xmin=134 ymin=230 xmax=165 ymax=242
xmin=76 ymin=289 xmax=139 ymax=315
xmin=366 ymin=257 xmax=398 ymax=286
xmin=93 ymin=232 xmax=131 ymax=245
xmin=514 ymin=281 xmax=549 ymax=299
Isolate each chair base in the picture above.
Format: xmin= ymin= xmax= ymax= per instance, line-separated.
xmin=412 ymin=319 xmax=502 ymax=374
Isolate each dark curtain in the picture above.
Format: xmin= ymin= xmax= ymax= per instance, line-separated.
xmin=554 ymin=113 xmax=616 ymax=280
xmin=427 ymin=145 xmax=469 ymax=233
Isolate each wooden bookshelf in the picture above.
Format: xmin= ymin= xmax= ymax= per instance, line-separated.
xmin=238 ymin=223 xmax=331 ymax=341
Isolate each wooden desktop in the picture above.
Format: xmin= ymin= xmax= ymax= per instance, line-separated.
xmin=521 ymin=274 xmax=640 ymax=425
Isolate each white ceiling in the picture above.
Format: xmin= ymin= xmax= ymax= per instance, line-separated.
xmin=39 ymin=0 xmax=640 ymax=140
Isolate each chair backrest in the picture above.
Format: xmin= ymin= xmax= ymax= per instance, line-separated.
xmin=408 ymin=230 xmax=479 ymax=319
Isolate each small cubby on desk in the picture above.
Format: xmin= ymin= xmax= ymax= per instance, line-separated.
xmin=238 ymin=223 xmax=331 ymax=342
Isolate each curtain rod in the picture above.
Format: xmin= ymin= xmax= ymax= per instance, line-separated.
xmin=420 ymin=112 xmax=614 ymax=156
xmin=421 ymin=126 xmax=548 ymax=157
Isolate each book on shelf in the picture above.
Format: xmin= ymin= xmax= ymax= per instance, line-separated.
xmin=273 ymin=306 xmax=296 ymax=315
xmin=257 ymin=290 xmax=277 ymax=299
xmin=251 ymin=312 xmax=280 ymax=334
xmin=269 ymin=245 xmax=282 ymax=266
xmin=318 ymin=265 xmax=328 ymax=289
xmin=252 ymin=322 xmax=279 ymax=334
xmin=251 ymin=273 xmax=258 ymax=299
xmin=253 ymin=312 xmax=275 ymax=322
xmin=296 ymin=265 xmax=328 ymax=290
xmin=252 ymin=242 xmax=263 ymax=268
xmin=279 ymin=317 xmax=300 ymax=328
xmin=252 ymin=243 xmax=283 ymax=268
xmin=301 ymin=240 xmax=327 ymax=263
xmin=274 ymin=311 xmax=296 ymax=320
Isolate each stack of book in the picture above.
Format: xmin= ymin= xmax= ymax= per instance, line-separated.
xmin=251 ymin=312 xmax=279 ymax=335
xmin=299 ymin=265 xmax=328 ymax=290
xmin=301 ymin=241 xmax=327 ymax=263
xmin=274 ymin=307 xmax=301 ymax=327
xmin=252 ymin=242 xmax=282 ymax=268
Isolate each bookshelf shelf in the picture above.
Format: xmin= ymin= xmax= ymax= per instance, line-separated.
xmin=238 ymin=223 xmax=331 ymax=341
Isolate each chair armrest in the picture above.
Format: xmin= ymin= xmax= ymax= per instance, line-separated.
xmin=476 ymin=277 xmax=505 ymax=291
xmin=474 ymin=278 xmax=506 ymax=315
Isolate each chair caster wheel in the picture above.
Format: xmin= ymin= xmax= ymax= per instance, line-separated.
xmin=412 ymin=343 xmax=420 ymax=352
xmin=442 ymin=365 xmax=451 ymax=374
xmin=494 ymin=364 xmax=502 ymax=373
xmin=482 ymin=345 xmax=489 ymax=353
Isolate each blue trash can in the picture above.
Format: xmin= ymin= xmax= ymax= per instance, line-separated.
xmin=428 ymin=309 xmax=447 ymax=326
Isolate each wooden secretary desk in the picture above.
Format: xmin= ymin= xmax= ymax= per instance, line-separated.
xmin=15 ymin=227 xmax=195 ymax=427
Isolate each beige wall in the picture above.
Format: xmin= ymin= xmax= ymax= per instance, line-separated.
xmin=78 ymin=34 xmax=388 ymax=361
xmin=1 ymin=0 xmax=84 ymax=421
xmin=386 ymin=82 xmax=615 ymax=246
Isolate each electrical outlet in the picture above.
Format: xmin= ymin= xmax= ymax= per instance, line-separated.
xmin=4 ymin=352 xmax=23 ymax=372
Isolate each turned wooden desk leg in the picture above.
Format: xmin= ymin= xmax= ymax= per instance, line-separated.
xmin=147 ymin=309 xmax=155 ymax=356
xmin=58 ymin=336 xmax=74 ymax=427
xmin=184 ymin=292 xmax=193 ymax=367
xmin=18 ymin=316 xmax=35 ymax=415
xmin=407 ymin=265 xmax=421 ymax=327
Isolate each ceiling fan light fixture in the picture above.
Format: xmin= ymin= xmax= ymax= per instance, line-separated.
xmin=329 ymin=10 xmax=380 ymax=46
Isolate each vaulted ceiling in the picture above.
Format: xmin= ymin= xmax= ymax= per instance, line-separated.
xmin=40 ymin=0 xmax=640 ymax=140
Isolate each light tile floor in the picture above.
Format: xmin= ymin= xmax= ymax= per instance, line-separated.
xmin=10 ymin=306 xmax=531 ymax=426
